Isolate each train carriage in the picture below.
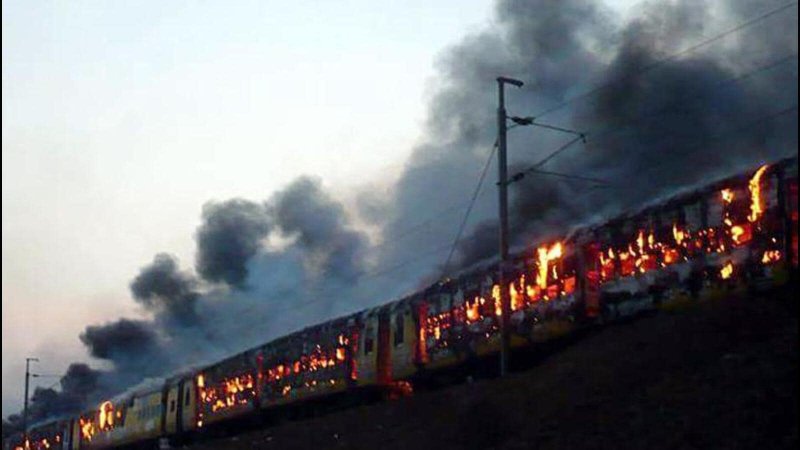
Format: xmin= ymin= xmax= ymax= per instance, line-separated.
xmin=194 ymin=351 xmax=259 ymax=428
xmin=6 ymin=158 xmax=797 ymax=450
xmin=258 ymin=314 xmax=358 ymax=407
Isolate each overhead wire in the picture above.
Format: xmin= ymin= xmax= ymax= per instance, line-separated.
xmin=348 ymin=14 xmax=799 ymax=253
xmin=157 ymin=3 xmax=800 ymax=362
xmin=532 ymin=1 xmax=798 ymax=120
xmin=511 ymin=51 xmax=797 ymax=179
xmin=229 ymin=92 xmax=798 ymax=338
xmin=440 ymin=141 xmax=498 ymax=279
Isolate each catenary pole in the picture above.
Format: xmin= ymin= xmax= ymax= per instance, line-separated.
xmin=496 ymin=76 xmax=523 ymax=376
xmin=22 ymin=357 xmax=38 ymax=445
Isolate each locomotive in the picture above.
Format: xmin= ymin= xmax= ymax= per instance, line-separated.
xmin=9 ymin=157 xmax=798 ymax=450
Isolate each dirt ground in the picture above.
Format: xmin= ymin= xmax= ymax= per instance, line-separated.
xmin=186 ymin=285 xmax=798 ymax=450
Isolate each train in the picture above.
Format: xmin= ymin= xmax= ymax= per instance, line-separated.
xmin=7 ymin=157 xmax=798 ymax=450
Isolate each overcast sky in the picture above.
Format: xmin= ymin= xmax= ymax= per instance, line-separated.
xmin=2 ymin=0 xmax=636 ymax=416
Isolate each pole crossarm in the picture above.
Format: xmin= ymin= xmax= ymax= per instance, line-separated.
xmin=508 ymin=116 xmax=586 ymax=139
xmin=502 ymin=167 xmax=612 ymax=187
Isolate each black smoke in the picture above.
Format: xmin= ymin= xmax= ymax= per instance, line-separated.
xmin=2 ymin=363 xmax=103 ymax=438
xmin=195 ymin=199 xmax=271 ymax=288
xmin=79 ymin=319 xmax=167 ymax=389
xmin=269 ymin=177 xmax=368 ymax=280
xmin=15 ymin=0 xmax=796 ymax=424
xmin=80 ymin=319 xmax=160 ymax=363
xmin=131 ymin=253 xmax=199 ymax=324
xmin=373 ymin=0 xmax=797 ymax=281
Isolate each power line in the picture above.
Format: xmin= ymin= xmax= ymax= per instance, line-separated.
xmin=633 ymin=104 xmax=798 ymax=180
xmin=192 ymin=54 xmax=800 ymax=360
xmin=582 ymin=52 xmax=798 ymax=143
xmin=533 ymin=1 xmax=799 ymax=120
xmin=440 ymin=142 xmax=498 ymax=279
xmin=235 ymin=105 xmax=799 ymax=334
xmin=517 ymin=168 xmax=612 ymax=186
xmin=515 ymin=51 xmax=796 ymax=175
xmin=525 ymin=134 xmax=587 ymax=171
xmin=132 ymin=23 xmax=800 ymax=374
xmin=363 ymin=51 xmax=796 ymax=251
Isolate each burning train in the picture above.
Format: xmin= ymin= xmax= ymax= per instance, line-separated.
xmin=7 ymin=157 xmax=798 ymax=450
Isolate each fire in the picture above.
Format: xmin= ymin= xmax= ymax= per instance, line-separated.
xmin=748 ymin=164 xmax=769 ymax=222
xmin=465 ymin=298 xmax=480 ymax=321
xmin=762 ymin=250 xmax=782 ymax=264
xmin=730 ymin=224 xmax=753 ymax=245
xmin=663 ymin=248 xmax=680 ymax=265
xmin=599 ymin=248 xmax=616 ymax=280
xmin=98 ymin=401 xmax=114 ymax=430
xmin=673 ymin=223 xmax=686 ymax=246
xmin=79 ymin=417 xmax=95 ymax=442
xmin=509 ymin=282 xmax=522 ymax=311
xmin=536 ymin=242 xmax=563 ymax=289
xmin=492 ymin=284 xmax=502 ymax=316
xmin=720 ymin=261 xmax=734 ymax=280
xmin=415 ymin=160 xmax=792 ymax=379
xmin=525 ymin=284 xmax=541 ymax=302
xmin=197 ymin=372 xmax=256 ymax=412
xmin=721 ymin=188 xmax=734 ymax=203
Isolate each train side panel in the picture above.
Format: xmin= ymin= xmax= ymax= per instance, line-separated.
xmin=388 ymin=300 xmax=418 ymax=380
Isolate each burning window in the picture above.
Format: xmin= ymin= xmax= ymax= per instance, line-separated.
xmin=196 ymin=372 xmax=256 ymax=414
xmin=98 ymin=401 xmax=115 ymax=431
xmin=720 ymin=261 xmax=734 ymax=280
xmin=260 ymin=333 xmax=352 ymax=400
xmin=748 ymin=165 xmax=769 ymax=223
xmin=79 ymin=416 xmax=95 ymax=442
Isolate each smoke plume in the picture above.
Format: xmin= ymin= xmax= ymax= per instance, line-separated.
xmin=130 ymin=253 xmax=199 ymax=324
xmin=16 ymin=0 xmax=796 ymax=425
xmin=195 ymin=199 xmax=272 ymax=288
xmin=269 ymin=176 xmax=368 ymax=280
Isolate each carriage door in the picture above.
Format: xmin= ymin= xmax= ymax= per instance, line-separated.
xmin=376 ymin=312 xmax=393 ymax=385
xmin=176 ymin=380 xmax=185 ymax=434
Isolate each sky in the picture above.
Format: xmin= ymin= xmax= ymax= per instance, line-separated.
xmin=2 ymin=0 xmax=638 ymax=417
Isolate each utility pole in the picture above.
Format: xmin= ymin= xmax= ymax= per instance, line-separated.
xmin=22 ymin=357 xmax=38 ymax=445
xmin=496 ymin=76 xmax=523 ymax=377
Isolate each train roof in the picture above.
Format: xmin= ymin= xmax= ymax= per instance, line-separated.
xmin=99 ymin=155 xmax=800 ymax=397
xmin=27 ymin=414 xmax=72 ymax=430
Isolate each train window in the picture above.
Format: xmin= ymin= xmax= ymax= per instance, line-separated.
xmin=185 ymin=389 xmax=191 ymax=406
xmin=364 ymin=331 xmax=374 ymax=355
xmin=170 ymin=400 xmax=176 ymax=412
xmin=394 ymin=313 xmax=404 ymax=346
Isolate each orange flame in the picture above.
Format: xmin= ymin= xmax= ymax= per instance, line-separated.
xmin=720 ymin=261 xmax=734 ymax=280
xmin=721 ymin=188 xmax=734 ymax=203
xmin=466 ymin=298 xmax=480 ymax=321
xmin=762 ymin=250 xmax=782 ymax=264
xmin=509 ymin=282 xmax=522 ymax=311
xmin=673 ymin=223 xmax=686 ymax=245
xmin=492 ymin=284 xmax=502 ymax=316
xmin=748 ymin=165 xmax=769 ymax=222
xmin=98 ymin=401 xmax=114 ymax=431
xmin=79 ymin=418 xmax=95 ymax=442
xmin=536 ymin=242 xmax=563 ymax=289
